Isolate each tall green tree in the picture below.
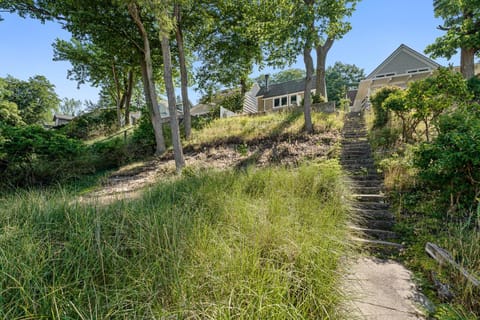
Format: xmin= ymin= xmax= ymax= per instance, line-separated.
xmin=265 ymin=0 xmax=358 ymax=132
xmin=325 ymin=61 xmax=364 ymax=103
xmin=174 ymin=1 xmax=192 ymax=139
xmin=59 ymin=97 xmax=82 ymax=116
xmin=3 ymin=0 xmax=168 ymax=154
xmin=127 ymin=1 xmax=167 ymax=155
xmin=0 ymin=78 xmax=24 ymax=126
xmin=4 ymin=75 xmax=59 ymax=125
xmin=148 ymin=0 xmax=185 ymax=172
xmin=53 ymin=39 xmax=137 ymax=126
xmin=255 ymin=69 xmax=306 ymax=86
xmin=194 ymin=0 xmax=265 ymax=96
xmin=313 ymin=0 xmax=359 ymax=100
xmin=425 ymin=0 xmax=480 ymax=79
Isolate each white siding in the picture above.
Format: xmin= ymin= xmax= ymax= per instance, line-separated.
xmin=243 ymin=83 xmax=260 ymax=114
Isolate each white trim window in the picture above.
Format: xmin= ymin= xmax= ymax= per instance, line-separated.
xmin=274 ymin=95 xmax=288 ymax=108
xmin=290 ymin=94 xmax=298 ymax=105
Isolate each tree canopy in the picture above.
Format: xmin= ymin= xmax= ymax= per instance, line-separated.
xmin=325 ymin=61 xmax=364 ymax=103
xmin=255 ymin=69 xmax=306 ymax=87
xmin=3 ymin=75 xmax=59 ymax=125
xmin=425 ymin=0 xmax=480 ymax=78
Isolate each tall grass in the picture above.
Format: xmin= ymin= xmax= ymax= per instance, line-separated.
xmin=189 ymin=110 xmax=343 ymax=146
xmin=0 ymin=160 xmax=350 ymax=319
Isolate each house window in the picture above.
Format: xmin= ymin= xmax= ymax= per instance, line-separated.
xmin=274 ymin=98 xmax=280 ymax=107
xmin=290 ymin=95 xmax=297 ymax=105
xmin=375 ymin=72 xmax=396 ymax=78
xmin=407 ymin=68 xmax=429 ymax=74
xmin=274 ymin=96 xmax=288 ymax=108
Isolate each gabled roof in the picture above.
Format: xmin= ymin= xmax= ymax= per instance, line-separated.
xmin=366 ymin=44 xmax=441 ymax=79
xmin=257 ymin=76 xmax=315 ymax=98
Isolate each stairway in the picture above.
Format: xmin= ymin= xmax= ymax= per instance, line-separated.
xmin=341 ymin=112 xmax=402 ymax=251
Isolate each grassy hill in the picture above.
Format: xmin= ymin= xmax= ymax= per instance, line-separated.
xmin=0 ymin=111 xmax=353 ymax=319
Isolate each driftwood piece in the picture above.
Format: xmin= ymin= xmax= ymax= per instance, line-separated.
xmin=425 ymin=242 xmax=480 ymax=287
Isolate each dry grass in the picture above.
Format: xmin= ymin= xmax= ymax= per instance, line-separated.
xmin=188 ymin=110 xmax=343 ymax=147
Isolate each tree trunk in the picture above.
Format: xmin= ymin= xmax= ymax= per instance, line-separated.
xmin=161 ymin=34 xmax=185 ymax=172
xmin=303 ymin=45 xmax=314 ymax=133
xmin=240 ymin=76 xmax=247 ymax=97
xmin=139 ymin=58 xmax=166 ymax=154
xmin=174 ymin=4 xmax=191 ymax=139
xmin=315 ymin=37 xmax=334 ymax=100
xmin=129 ymin=3 xmax=166 ymax=155
xmin=112 ymin=62 xmax=123 ymax=127
xmin=124 ymin=69 xmax=134 ymax=126
xmin=460 ymin=47 xmax=476 ymax=79
xmin=424 ymin=118 xmax=430 ymax=142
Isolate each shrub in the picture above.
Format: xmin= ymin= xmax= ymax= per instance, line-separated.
xmin=0 ymin=125 xmax=90 ymax=187
xmin=467 ymin=75 xmax=480 ymax=102
xmin=89 ymin=137 xmax=129 ymax=171
xmin=413 ymin=105 xmax=480 ymax=213
xmin=220 ymin=91 xmax=244 ymax=113
xmin=130 ymin=112 xmax=172 ymax=157
xmin=60 ymin=108 xmax=118 ymax=140
xmin=370 ymin=86 xmax=401 ymax=128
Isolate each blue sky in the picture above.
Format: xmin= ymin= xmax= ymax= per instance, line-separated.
xmin=0 ymin=0 xmax=458 ymax=104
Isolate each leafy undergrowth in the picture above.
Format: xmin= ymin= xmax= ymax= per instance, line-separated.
xmin=0 ymin=161 xmax=352 ymax=319
xmin=366 ymin=109 xmax=480 ymax=319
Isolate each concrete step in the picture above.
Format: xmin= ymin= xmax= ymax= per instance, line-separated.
xmin=345 ymin=169 xmax=379 ymax=176
xmin=341 ymin=158 xmax=375 ymax=165
xmin=351 ymin=237 xmax=404 ymax=250
xmin=352 ymin=208 xmax=393 ymax=220
xmin=358 ymin=219 xmax=395 ymax=230
xmin=343 ymin=134 xmax=367 ymax=138
xmin=351 ymin=201 xmax=389 ymax=210
xmin=342 ymin=147 xmax=372 ymax=153
xmin=348 ymin=226 xmax=398 ymax=241
xmin=343 ymin=163 xmax=376 ymax=170
xmin=352 ymin=194 xmax=386 ymax=202
xmin=351 ymin=186 xmax=382 ymax=194
xmin=348 ymin=180 xmax=384 ymax=187
xmin=348 ymin=172 xmax=382 ymax=181
xmin=341 ymin=153 xmax=372 ymax=160
xmin=341 ymin=142 xmax=371 ymax=147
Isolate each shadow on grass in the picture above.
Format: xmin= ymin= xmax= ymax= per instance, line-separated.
xmin=270 ymin=110 xmax=303 ymax=137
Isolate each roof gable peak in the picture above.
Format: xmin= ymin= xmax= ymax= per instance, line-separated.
xmin=366 ymin=44 xmax=441 ymax=79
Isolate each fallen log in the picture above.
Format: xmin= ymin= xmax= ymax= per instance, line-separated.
xmin=425 ymin=242 xmax=480 ymax=287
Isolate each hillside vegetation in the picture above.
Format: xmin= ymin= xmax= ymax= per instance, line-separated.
xmin=367 ymin=69 xmax=480 ymax=319
xmin=0 ymin=111 xmax=352 ymax=319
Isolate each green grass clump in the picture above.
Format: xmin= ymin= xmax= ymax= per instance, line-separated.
xmin=0 ymin=160 xmax=350 ymax=319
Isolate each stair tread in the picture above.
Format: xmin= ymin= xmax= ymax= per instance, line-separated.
xmin=351 ymin=237 xmax=403 ymax=248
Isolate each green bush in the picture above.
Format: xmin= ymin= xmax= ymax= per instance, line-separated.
xmin=220 ymin=91 xmax=244 ymax=113
xmin=89 ymin=137 xmax=129 ymax=171
xmin=467 ymin=75 xmax=480 ymax=102
xmin=130 ymin=112 xmax=173 ymax=156
xmin=414 ymin=105 xmax=480 ymax=213
xmin=0 ymin=125 xmax=91 ymax=187
xmin=370 ymin=86 xmax=401 ymax=128
xmin=60 ymin=108 xmax=118 ymax=140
